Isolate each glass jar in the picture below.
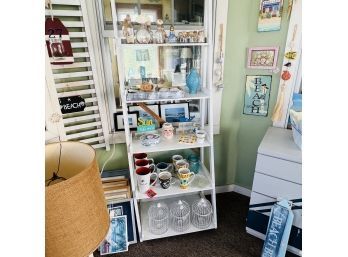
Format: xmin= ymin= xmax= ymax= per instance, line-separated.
xmin=136 ymin=24 xmax=151 ymax=44
xmin=188 ymin=154 xmax=200 ymax=174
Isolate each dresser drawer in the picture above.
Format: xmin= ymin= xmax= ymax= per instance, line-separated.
xmin=252 ymin=172 xmax=302 ymax=199
xmin=249 ymin=191 xmax=302 ymax=228
xmin=255 ymin=154 xmax=302 ymax=184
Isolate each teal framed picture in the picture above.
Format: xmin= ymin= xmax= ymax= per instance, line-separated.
xmin=243 ymin=75 xmax=272 ymax=116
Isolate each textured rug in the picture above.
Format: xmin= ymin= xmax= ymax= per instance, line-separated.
xmin=94 ymin=192 xmax=297 ymax=257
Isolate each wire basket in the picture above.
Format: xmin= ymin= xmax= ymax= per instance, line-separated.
xmin=148 ymin=202 xmax=169 ymax=235
xmin=191 ymin=197 xmax=213 ymax=229
xmin=170 ymin=200 xmax=190 ymax=232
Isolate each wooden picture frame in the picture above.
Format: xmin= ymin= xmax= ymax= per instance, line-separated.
xmin=160 ymin=103 xmax=190 ymax=122
xmin=247 ymin=46 xmax=279 ymax=70
xmin=114 ymin=111 xmax=139 ymax=131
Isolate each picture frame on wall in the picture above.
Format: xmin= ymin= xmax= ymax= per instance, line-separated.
xmin=114 ymin=111 xmax=139 ymax=131
xmin=243 ymin=75 xmax=272 ymax=117
xmin=160 ymin=103 xmax=190 ymax=122
xmin=247 ymin=47 xmax=279 ymax=70
xmin=128 ymin=104 xmax=160 ymax=127
xmin=258 ymin=0 xmax=283 ymax=32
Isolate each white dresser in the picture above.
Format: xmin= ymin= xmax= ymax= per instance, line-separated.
xmin=246 ymin=127 xmax=302 ymax=256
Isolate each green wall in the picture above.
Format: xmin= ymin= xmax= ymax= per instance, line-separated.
xmin=97 ymin=0 xmax=290 ymax=190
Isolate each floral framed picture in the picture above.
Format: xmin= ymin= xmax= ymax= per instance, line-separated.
xmin=247 ymin=46 xmax=279 ymax=70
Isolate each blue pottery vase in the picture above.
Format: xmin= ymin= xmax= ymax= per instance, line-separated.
xmin=186 ymin=68 xmax=200 ymax=94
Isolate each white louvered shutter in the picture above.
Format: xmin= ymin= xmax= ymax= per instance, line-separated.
xmin=45 ymin=0 xmax=110 ymax=150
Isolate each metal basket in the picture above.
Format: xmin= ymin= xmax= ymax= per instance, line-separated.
xmin=191 ymin=197 xmax=213 ymax=229
xmin=148 ymin=202 xmax=169 ymax=235
xmin=170 ymin=200 xmax=190 ymax=232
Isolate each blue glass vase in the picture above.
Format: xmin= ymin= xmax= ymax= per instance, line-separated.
xmin=186 ymin=68 xmax=200 ymax=94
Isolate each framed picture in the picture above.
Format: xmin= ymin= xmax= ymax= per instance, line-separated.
xmin=243 ymin=75 xmax=272 ymax=117
xmin=114 ymin=111 xmax=139 ymax=131
xmin=123 ymin=46 xmax=159 ymax=80
xmin=106 ymin=199 xmax=136 ymax=244
xmin=128 ymin=104 xmax=160 ymax=127
xmin=100 ymin=215 xmax=128 ymax=255
xmin=247 ymin=47 xmax=279 ymax=70
xmin=258 ymin=0 xmax=283 ymax=32
xmin=160 ymin=103 xmax=190 ymax=122
xmin=109 ymin=206 xmax=123 ymax=217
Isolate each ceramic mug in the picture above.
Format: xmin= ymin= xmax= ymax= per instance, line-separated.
xmin=135 ymin=159 xmax=155 ymax=172
xmin=133 ymin=153 xmax=154 ymax=163
xmin=156 ymin=162 xmax=174 ymax=174
xmin=195 ymin=130 xmax=206 ymax=143
xmin=178 ymin=168 xmax=195 ymax=189
xmin=174 ymin=159 xmax=189 ymax=171
xmin=136 ymin=167 xmax=158 ymax=193
xmin=172 ymin=155 xmax=184 ymax=166
xmin=158 ymin=171 xmax=175 ymax=189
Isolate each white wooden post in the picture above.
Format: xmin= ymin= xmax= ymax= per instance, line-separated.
xmin=272 ymin=0 xmax=302 ymax=128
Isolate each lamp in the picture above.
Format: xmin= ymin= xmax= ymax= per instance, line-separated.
xmin=45 ymin=142 xmax=109 ymax=257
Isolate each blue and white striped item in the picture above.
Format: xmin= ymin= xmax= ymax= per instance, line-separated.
xmin=261 ymin=199 xmax=294 ymax=257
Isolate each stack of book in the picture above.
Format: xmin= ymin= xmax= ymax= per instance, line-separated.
xmin=101 ymin=176 xmax=131 ymax=201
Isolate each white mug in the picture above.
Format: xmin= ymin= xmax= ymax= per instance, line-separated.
xmin=136 ymin=167 xmax=158 ymax=193
xmin=196 ymin=130 xmax=206 ymax=144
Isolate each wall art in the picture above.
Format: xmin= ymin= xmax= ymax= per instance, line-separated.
xmin=258 ymin=0 xmax=283 ymax=32
xmin=160 ymin=103 xmax=190 ymax=122
xmin=114 ymin=111 xmax=139 ymax=131
xmin=243 ymin=75 xmax=272 ymax=116
xmin=100 ymin=215 xmax=128 ymax=255
xmin=247 ymin=47 xmax=279 ymax=70
xmin=45 ymin=18 xmax=74 ymax=64
xmin=129 ymin=104 xmax=160 ymax=128
xmin=59 ymin=95 xmax=85 ymax=114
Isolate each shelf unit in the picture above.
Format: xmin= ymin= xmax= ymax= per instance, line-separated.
xmin=110 ymin=0 xmax=217 ymax=242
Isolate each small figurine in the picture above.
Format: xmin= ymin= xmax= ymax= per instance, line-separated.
xmin=122 ymin=14 xmax=134 ymax=44
xmin=168 ymin=25 xmax=177 ymax=43
xmin=153 ymin=19 xmax=165 ymax=44
xmin=198 ymin=30 xmax=205 ymax=43
xmin=145 ymin=20 xmax=153 ymax=43
xmin=164 ymin=14 xmax=170 ymax=24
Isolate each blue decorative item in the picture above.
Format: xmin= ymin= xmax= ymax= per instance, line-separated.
xmin=261 ymin=199 xmax=294 ymax=257
xmin=186 ymin=68 xmax=200 ymax=94
xmin=188 ymin=154 xmax=200 ymax=174
xmin=140 ymin=66 xmax=146 ymax=79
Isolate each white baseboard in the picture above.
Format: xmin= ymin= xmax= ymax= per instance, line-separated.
xmin=216 ymin=184 xmax=251 ymax=197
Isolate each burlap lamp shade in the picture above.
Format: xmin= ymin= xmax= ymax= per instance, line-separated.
xmin=45 ymin=142 xmax=109 ymax=257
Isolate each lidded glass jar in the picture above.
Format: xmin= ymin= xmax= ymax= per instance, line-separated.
xmin=191 ymin=197 xmax=213 ymax=229
xmin=170 ymin=200 xmax=190 ymax=232
xmin=136 ymin=15 xmax=152 ymax=44
xmin=188 ymin=154 xmax=200 ymax=174
xmin=136 ymin=24 xmax=151 ymax=44
xmin=148 ymin=202 xmax=169 ymax=235
xmin=153 ymin=19 xmax=165 ymax=44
